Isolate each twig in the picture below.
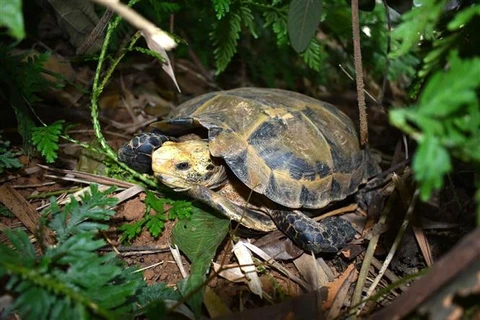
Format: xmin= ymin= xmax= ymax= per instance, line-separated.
xmin=351 ymin=184 xmax=399 ymax=310
xmin=92 ymin=0 xmax=176 ymax=50
xmin=77 ymin=9 xmax=114 ymax=55
xmin=370 ymin=227 xmax=480 ymax=319
xmin=362 ymin=189 xmax=419 ymax=311
xmin=338 ymin=64 xmax=379 ymax=104
xmin=314 ymin=203 xmax=358 ymax=221
xmin=351 ymin=0 xmax=368 ymax=146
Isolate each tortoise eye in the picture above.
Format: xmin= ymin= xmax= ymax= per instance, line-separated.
xmin=176 ymin=162 xmax=190 ymax=170
xmin=206 ymin=164 xmax=215 ymax=171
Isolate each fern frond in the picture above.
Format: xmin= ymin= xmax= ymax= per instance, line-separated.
xmin=390 ymin=0 xmax=447 ymax=58
xmin=263 ymin=9 xmax=289 ymax=46
xmin=0 ymin=136 xmax=22 ymax=173
xmin=0 ymin=185 xmax=146 ymax=320
xmin=210 ymin=11 xmax=242 ymax=74
xmin=301 ymin=39 xmax=326 ymax=72
xmin=240 ymin=6 xmax=258 ymax=38
xmin=212 ymin=0 xmax=232 ymax=19
xmin=31 ymin=120 xmax=64 ymax=163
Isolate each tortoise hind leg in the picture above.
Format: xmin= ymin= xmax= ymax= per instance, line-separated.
xmin=269 ymin=210 xmax=356 ymax=253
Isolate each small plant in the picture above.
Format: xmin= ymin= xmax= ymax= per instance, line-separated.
xmin=0 ymin=185 xmax=179 ymax=319
xmin=0 ymin=135 xmax=22 ymax=174
xmin=31 ymin=120 xmax=65 ymax=163
xmin=118 ymin=190 xmax=193 ymax=243
xmin=388 ymin=1 xmax=480 ymax=218
xmin=0 ymin=46 xmax=53 ymax=152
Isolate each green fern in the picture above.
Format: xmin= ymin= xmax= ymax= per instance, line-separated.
xmin=118 ymin=191 xmax=193 ymax=243
xmin=263 ymin=9 xmax=289 ymax=46
xmin=240 ymin=6 xmax=258 ymax=38
xmin=0 ymin=135 xmax=22 ymax=174
xmin=118 ymin=219 xmax=144 ymax=243
xmin=212 ymin=0 xmax=232 ymax=19
xmin=166 ymin=199 xmax=193 ymax=220
xmin=301 ymin=39 xmax=326 ymax=72
xmin=210 ymin=10 xmax=242 ymax=74
xmin=0 ymin=47 xmax=51 ymax=153
xmin=390 ymin=0 xmax=447 ymax=58
xmin=210 ymin=3 xmax=260 ymax=74
xmin=0 ymin=185 xmax=147 ymax=319
xmin=419 ymin=4 xmax=480 ymax=80
xmin=31 ymin=120 xmax=64 ymax=163
xmin=390 ymin=52 xmax=480 ymax=201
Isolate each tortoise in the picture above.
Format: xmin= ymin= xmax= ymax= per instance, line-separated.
xmin=118 ymin=88 xmax=376 ymax=253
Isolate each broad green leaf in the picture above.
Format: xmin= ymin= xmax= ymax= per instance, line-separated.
xmin=413 ymin=135 xmax=452 ymax=201
xmin=0 ymin=0 xmax=25 ymax=39
xmin=172 ymin=206 xmax=229 ymax=316
xmin=288 ymin=0 xmax=323 ymax=53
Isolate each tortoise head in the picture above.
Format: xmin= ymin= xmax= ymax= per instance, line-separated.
xmin=151 ymin=140 xmax=227 ymax=191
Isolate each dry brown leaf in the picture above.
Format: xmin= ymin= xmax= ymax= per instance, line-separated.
xmin=0 ymin=185 xmax=55 ymax=245
xmin=327 ymin=265 xmax=358 ymax=320
xmin=323 ymin=264 xmax=357 ymax=310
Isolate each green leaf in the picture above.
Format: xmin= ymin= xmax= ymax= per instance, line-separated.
xmin=145 ymin=190 xmax=165 ymax=214
xmin=391 ymin=53 xmax=480 ymax=202
xmin=0 ymin=136 xmax=22 ymax=174
xmin=240 ymin=6 xmax=258 ymax=38
xmin=288 ymin=0 xmax=323 ymax=53
xmin=419 ymin=53 xmax=480 ymax=117
xmin=264 ymin=9 xmax=289 ymax=46
xmin=210 ymin=10 xmax=241 ymax=74
xmin=0 ymin=185 xmax=147 ymax=320
xmin=301 ymin=39 xmax=326 ymax=71
xmin=172 ymin=206 xmax=229 ymax=316
xmin=118 ymin=220 xmax=145 ymax=243
xmin=448 ymin=4 xmax=480 ymax=31
xmin=166 ymin=199 xmax=193 ymax=220
xmin=212 ymin=0 xmax=231 ymax=19
xmin=31 ymin=120 xmax=65 ymax=163
xmin=390 ymin=0 xmax=446 ymax=58
xmin=0 ymin=0 xmax=25 ymax=39
xmin=145 ymin=214 xmax=165 ymax=238
xmin=413 ymin=135 xmax=452 ymax=201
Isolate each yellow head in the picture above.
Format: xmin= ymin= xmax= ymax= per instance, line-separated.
xmin=151 ymin=140 xmax=227 ymax=191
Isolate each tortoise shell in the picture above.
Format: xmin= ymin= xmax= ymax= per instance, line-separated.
xmin=151 ymin=88 xmax=368 ymax=209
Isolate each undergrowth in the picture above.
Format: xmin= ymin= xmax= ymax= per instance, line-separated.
xmin=0 ymin=134 xmax=22 ymax=174
xmin=0 ymin=185 xmax=179 ymax=319
xmin=118 ymin=190 xmax=193 ymax=243
xmin=388 ymin=1 xmax=480 ymax=219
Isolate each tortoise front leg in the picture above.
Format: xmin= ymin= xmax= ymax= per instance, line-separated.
xmin=269 ymin=210 xmax=356 ymax=253
xmin=187 ymin=185 xmax=276 ymax=232
xmin=118 ymin=132 xmax=172 ymax=173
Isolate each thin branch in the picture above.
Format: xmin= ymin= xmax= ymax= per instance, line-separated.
xmin=351 ymin=0 xmax=368 ymax=146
